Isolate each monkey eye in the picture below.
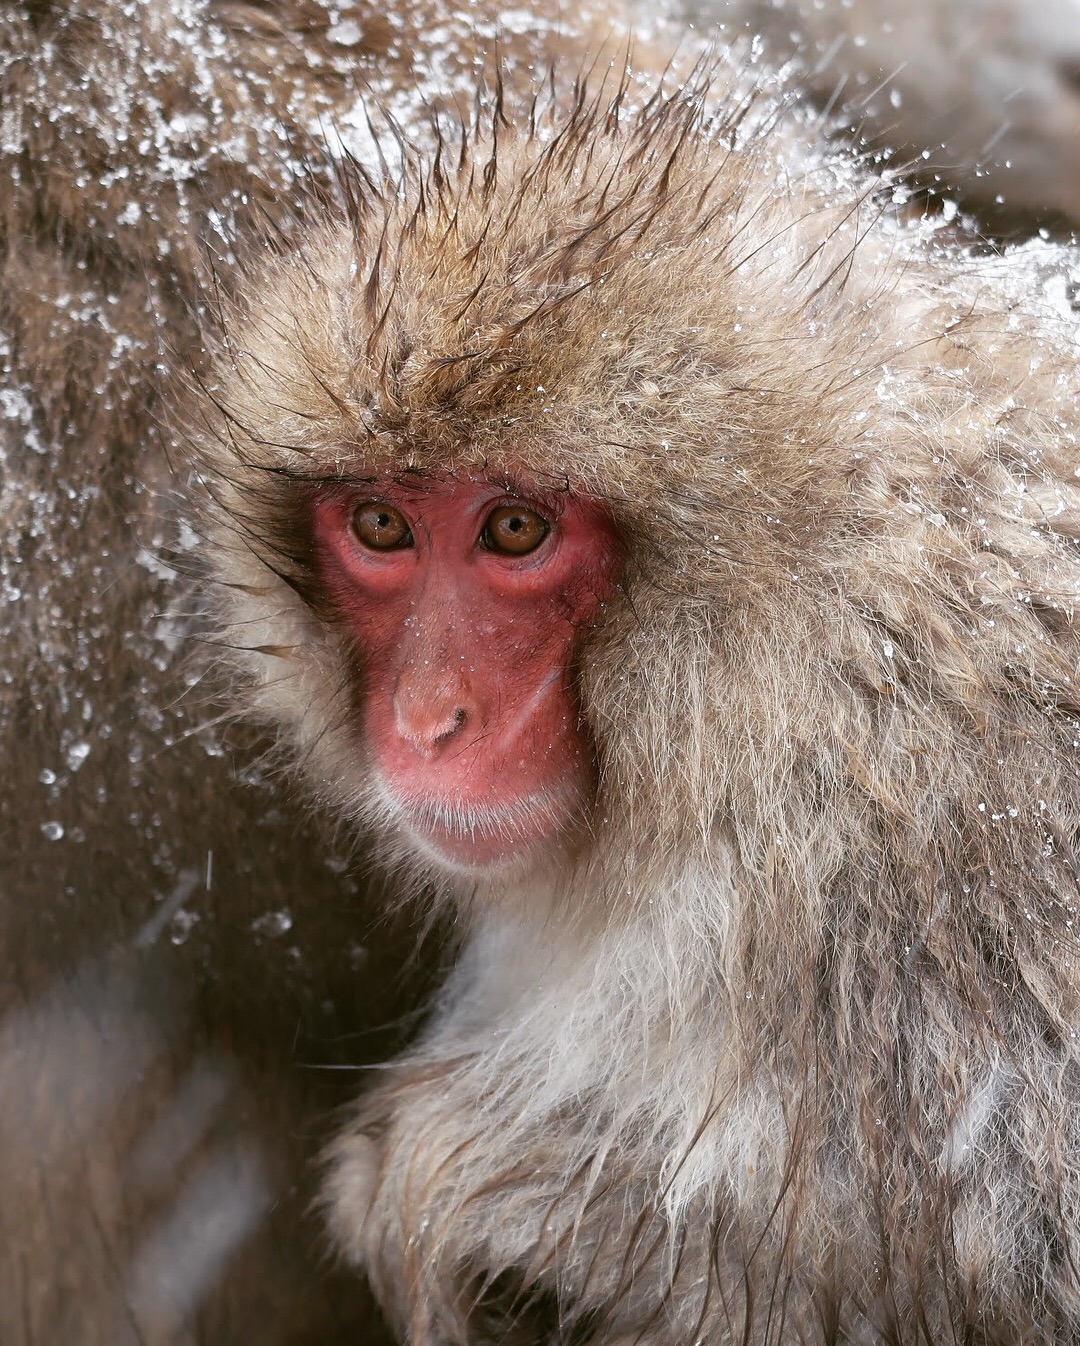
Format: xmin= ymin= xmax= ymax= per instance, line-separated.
xmin=352 ymin=501 xmax=413 ymax=550
xmin=481 ymin=503 xmax=550 ymax=556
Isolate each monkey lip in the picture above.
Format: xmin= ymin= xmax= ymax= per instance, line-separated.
xmin=380 ymin=783 xmax=577 ymax=869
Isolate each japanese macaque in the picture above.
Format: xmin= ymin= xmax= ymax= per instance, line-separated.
xmin=9 ymin=0 xmax=1080 ymax=1344
xmin=189 ymin=52 xmax=1080 ymax=1346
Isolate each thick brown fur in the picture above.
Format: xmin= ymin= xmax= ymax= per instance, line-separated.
xmin=189 ymin=55 xmax=1080 ymax=1346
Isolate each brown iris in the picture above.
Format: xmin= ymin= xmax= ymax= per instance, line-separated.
xmin=481 ymin=503 xmax=550 ymax=556
xmin=352 ymin=501 xmax=413 ymax=550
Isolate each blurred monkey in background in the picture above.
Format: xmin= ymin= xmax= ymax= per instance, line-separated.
xmin=691 ymin=0 xmax=1080 ymax=231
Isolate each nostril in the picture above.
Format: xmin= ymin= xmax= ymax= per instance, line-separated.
xmin=430 ymin=707 xmax=466 ymax=745
xmin=395 ymin=700 xmax=468 ymax=754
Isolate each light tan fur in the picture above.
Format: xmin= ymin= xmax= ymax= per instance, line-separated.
xmin=189 ymin=54 xmax=1080 ymax=1346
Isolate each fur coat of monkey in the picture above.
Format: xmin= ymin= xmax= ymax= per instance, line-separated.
xmin=9 ymin=0 xmax=1080 ymax=1343
xmin=192 ymin=42 xmax=1080 ymax=1346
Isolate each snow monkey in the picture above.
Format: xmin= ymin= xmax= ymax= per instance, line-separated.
xmin=8 ymin=0 xmax=1080 ymax=1343
xmin=190 ymin=39 xmax=1080 ymax=1346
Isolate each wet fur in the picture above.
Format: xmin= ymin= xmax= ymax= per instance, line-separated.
xmin=183 ymin=55 xmax=1080 ymax=1345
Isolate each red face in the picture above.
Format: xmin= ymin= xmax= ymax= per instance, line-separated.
xmin=312 ymin=475 xmax=622 ymax=870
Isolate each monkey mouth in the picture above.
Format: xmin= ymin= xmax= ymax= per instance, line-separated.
xmin=378 ymin=783 xmax=578 ymax=870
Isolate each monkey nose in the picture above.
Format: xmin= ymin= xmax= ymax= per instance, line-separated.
xmin=393 ymin=696 xmax=468 ymax=756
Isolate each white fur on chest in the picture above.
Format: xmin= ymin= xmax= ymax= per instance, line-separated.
xmin=423 ymin=857 xmax=786 ymax=1221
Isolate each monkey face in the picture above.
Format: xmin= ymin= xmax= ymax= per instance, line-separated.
xmin=312 ymin=474 xmax=622 ymax=871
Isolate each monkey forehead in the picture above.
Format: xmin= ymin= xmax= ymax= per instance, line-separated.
xmin=207 ymin=109 xmax=831 ymax=480
xmin=201 ymin=99 xmax=981 ymax=574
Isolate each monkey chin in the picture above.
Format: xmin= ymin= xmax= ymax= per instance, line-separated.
xmin=376 ymin=780 xmax=582 ymax=874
